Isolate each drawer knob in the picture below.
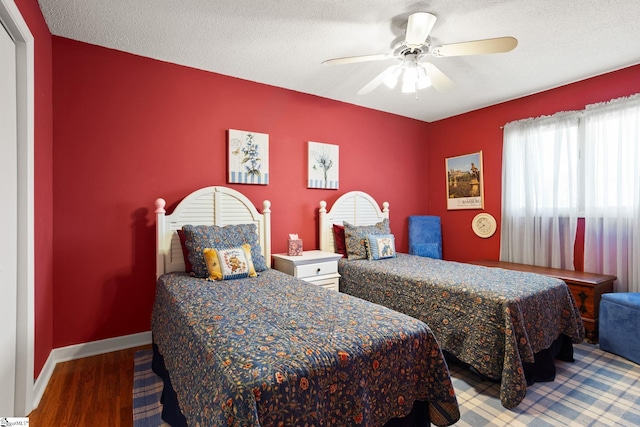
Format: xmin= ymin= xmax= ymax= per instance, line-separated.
xmin=316 ymin=268 xmax=321 ymax=273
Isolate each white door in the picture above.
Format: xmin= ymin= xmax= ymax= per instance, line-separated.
xmin=0 ymin=19 xmax=18 ymax=415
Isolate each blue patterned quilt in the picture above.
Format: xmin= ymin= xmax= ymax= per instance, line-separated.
xmin=151 ymin=269 xmax=460 ymax=426
xmin=339 ymin=254 xmax=585 ymax=409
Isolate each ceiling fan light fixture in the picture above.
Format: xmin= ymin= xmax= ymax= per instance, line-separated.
xmin=416 ymin=66 xmax=431 ymax=89
xmin=401 ymin=67 xmax=417 ymax=93
xmin=398 ymin=53 xmax=430 ymax=94
xmin=401 ymin=78 xmax=415 ymax=94
xmin=383 ymin=67 xmax=401 ymax=89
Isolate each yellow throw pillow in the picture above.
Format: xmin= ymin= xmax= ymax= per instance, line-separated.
xmin=203 ymin=244 xmax=257 ymax=281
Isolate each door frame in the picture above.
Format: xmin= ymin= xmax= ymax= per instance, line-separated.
xmin=0 ymin=0 xmax=34 ymax=416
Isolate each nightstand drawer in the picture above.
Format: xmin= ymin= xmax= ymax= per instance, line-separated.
xmin=306 ymin=275 xmax=339 ymax=292
xmin=295 ymin=261 xmax=338 ymax=279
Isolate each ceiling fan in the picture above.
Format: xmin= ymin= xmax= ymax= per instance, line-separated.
xmin=322 ymin=12 xmax=517 ymax=96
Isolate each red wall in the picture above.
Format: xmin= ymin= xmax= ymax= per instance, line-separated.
xmin=15 ymin=0 xmax=54 ymax=378
xmin=51 ymin=37 xmax=430 ymax=349
xmin=427 ymin=64 xmax=640 ymax=263
xmin=22 ymin=8 xmax=640 ymax=377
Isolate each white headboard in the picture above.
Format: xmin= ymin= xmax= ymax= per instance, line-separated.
xmin=319 ymin=191 xmax=389 ymax=253
xmin=155 ymin=186 xmax=271 ymax=278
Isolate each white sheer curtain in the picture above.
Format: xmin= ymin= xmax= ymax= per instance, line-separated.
xmin=583 ymin=94 xmax=640 ymax=292
xmin=501 ymin=112 xmax=580 ymax=269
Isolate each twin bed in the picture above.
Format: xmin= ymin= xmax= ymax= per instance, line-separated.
xmin=150 ymin=185 xmax=584 ymax=426
xmin=318 ymin=191 xmax=585 ymax=409
xmin=151 ymin=186 xmax=460 ymax=426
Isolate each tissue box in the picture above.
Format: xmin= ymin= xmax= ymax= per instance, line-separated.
xmin=288 ymin=239 xmax=303 ymax=256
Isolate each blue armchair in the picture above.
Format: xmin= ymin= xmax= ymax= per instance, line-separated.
xmin=408 ymin=216 xmax=442 ymax=259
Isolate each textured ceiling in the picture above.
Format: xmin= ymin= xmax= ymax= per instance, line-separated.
xmin=37 ymin=0 xmax=640 ymax=122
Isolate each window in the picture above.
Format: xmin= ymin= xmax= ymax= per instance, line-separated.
xmin=502 ymin=94 xmax=640 ymax=292
xmin=501 ymin=112 xmax=580 ymax=270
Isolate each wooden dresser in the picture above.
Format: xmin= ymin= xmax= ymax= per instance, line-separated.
xmin=470 ymin=260 xmax=616 ymax=343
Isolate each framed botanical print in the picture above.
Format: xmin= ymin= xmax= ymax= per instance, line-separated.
xmin=228 ymin=129 xmax=269 ymax=185
xmin=308 ymin=141 xmax=339 ymax=189
xmin=446 ymin=151 xmax=484 ymax=209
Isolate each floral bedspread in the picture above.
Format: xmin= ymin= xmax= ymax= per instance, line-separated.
xmin=339 ymin=254 xmax=585 ymax=409
xmin=151 ymin=269 xmax=460 ymax=426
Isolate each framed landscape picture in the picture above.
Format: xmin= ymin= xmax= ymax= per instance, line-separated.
xmin=446 ymin=151 xmax=484 ymax=209
xmin=227 ymin=129 xmax=269 ymax=185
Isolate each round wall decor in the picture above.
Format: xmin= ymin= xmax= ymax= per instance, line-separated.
xmin=472 ymin=213 xmax=497 ymax=238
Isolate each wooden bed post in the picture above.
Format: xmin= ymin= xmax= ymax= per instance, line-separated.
xmin=263 ymin=200 xmax=271 ymax=268
xmin=154 ymin=198 xmax=167 ymax=279
xmin=318 ymin=200 xmax=329 ymax=252
xmin=318 ymin=200 xmax=333 ymax=252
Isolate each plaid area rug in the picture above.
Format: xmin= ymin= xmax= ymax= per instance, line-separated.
xmin=450 ymin=342 xmax=640 ymax=427
xmin=133 ymin=343 xmax=640 ymax=426
xmin=133 ymin=350 xmax=167 ymax=427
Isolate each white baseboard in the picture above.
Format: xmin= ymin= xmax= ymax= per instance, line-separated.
xmin=32 ymin=331 xmax=152 ymax=410
xmin=32 ymin=351 xmax=55 ymax=413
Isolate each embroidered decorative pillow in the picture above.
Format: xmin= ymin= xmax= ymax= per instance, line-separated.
xmin=366 ymin=234 xmax=396 ymax=260
xmin=332 ymin=224 xmax=347 ymax=257
xmin=182 ymin=223 xmax=268 ymax=278
xmin=344 ymin=219 xmax=391 ymax=261
xmin=203 ymin=244 xmax=257 ymax=281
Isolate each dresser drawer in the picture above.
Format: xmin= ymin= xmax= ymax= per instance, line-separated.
xmin=295 ymin=261 xmax=338 ymax=279
xmin=567 ymin=282 xmax=596 ymax=319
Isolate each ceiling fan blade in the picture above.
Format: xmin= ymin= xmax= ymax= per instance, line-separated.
xmin=322 ymin=53 xmax=391 ymax=66
xmin=432 ymin=36 xmax=517 ymax=57
xmin=405 ymin=12 xmax=437 ymax=48
xmin=422 ymin=63 xmax=454 ymax=93
xmin=357 ymin=65 xmax=398 ymax=95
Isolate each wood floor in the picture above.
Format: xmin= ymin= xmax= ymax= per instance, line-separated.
xmin=27 ymin=344 xmax=151 ymax=427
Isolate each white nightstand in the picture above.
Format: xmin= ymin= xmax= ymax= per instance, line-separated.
xmin=272 ymin=250 xmax=343 ymax=291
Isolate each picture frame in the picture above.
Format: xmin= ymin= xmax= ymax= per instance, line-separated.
xmin=308 ymin=141 xmax=339 ymax=189
xmin=227 ymin=129 xmax=269 ymax=185
xmin=446 ymin=151 xmax=484 ymax=209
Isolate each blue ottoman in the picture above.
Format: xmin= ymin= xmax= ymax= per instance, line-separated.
xmin=599 ymin=293 xmax=640 ymax=364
